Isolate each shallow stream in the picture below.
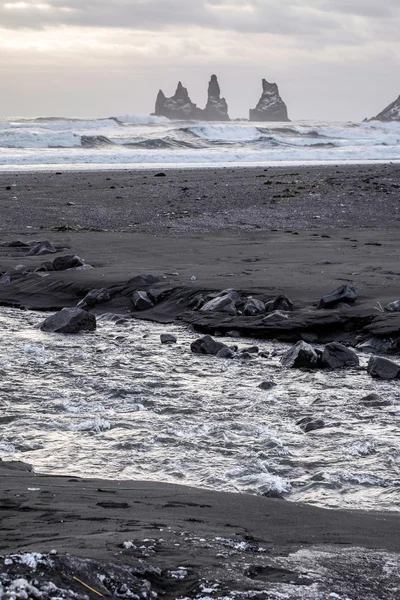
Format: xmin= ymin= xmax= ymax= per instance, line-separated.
xmin=0 ymin=307 xmax=399 ymax=512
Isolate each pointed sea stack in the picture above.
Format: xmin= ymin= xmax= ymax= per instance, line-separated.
xmin=368 ymin=95 xmax=400 ymax=122
xmin=154 ymin=82 xmax=201 ymax=120
xmin=249 ymin=79 xmax=290 ymax=122
xmin=203 ymin=75 xmax=230 ymax=121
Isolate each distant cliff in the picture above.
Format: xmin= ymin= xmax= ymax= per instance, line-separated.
xmin=368 ymin=95 xmax=400 ymax=122
xmin=249 ymin=79 xmax=290 ymax=122
xmin=154 ymin=75 xmax=229 ymax=121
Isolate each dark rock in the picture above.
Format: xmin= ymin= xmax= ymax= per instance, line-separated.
xmin=35 ymin=261 xmax=54 ymax=272
xmin=238 ymin=352 xmax=254 ymax=360
xmin=367 ymin=356 xmax=400 ymax=380
xmin=6 ymin=240 xmax=30 ymax=248
xmin=203 ymin=75 xmax=230 ymax=121
xmin=216 ymin=347 xmax=235 ymax=359
xmin=249 ymin=79 xmax=290 ymax=122
xmin=154 ymin=82 xmax=202 ymax=120
xmin=272 ymin=294 xmax=293 ymax=312
xmin=319 ymin=284 xmax=358 ymax=309
xmin=243 ymin=297 xmax=265 ymax=316
xmin=244 ymin=346 xmax=259 ymax=354
xmin=262 ymin=310 xmax=290 ymax=324
xmin=191 ymin=335 xmax=227 ymax=356
xmin=321 ymin=343 xmax=359 ymax=369
xmin=360 ymin=393 xmax=391 ymax=407
xmin=356 ymin=337 xmax=393 ymax=354
xmin=259 ymin=380 xmax=276 ymax=390
xmin=368 ymin=95 xmax=400 ymax=122
xmin=154 ymin=172 xmax=166 ymax=177
xmin=77 ymin=288 xmax=111 ymax=309
xmin=384 ymin=300 xmax=400 ymax=312
xmin=281 ymin=341 xmax=320 ymax=368
xmin=259 ymin=351 xmax=270 ymax=358
xmin=304 ymin=420 xmax=325 ymax=433
xmin=201 ymin=289 xmax=240 ymax=315
xmin=131 ymin=291 xmax=154 ymax=311
xmin=27 ymin=241 xmax=57 ymax=256
xmin=128 ymin=274 xmax=159 ymax=287
xmin=160 ymin=333 xmax=177 ymax=344
xmin=52 ymin=255 xmax=85 ymax=271
xmin=40 ymin=308 xmax=96 ymax=334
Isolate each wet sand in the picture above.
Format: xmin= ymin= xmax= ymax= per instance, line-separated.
xmin=1 ymin=165 xmax=400 ymax=597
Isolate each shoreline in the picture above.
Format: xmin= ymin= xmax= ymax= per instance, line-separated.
xmin=1 ymin=460 xmax=400 ymax=598
xmin=1 ymin=164 xmax=400 ymax=597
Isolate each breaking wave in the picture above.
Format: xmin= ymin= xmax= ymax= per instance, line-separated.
xmin=0 ymin=115 xmax=400 ymax=167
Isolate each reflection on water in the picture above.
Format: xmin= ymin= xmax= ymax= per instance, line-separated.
xmin=0 ymin=307 xmax=399 ymax=512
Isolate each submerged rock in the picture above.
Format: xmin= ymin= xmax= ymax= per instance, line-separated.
xmin=131 ymin=291 xmax=154 ymax=311
xmin=259 ymin=380 xmax=276 ymax=390
xmin=368 ymin=95 xmax=400 ymax=122
xmin=319 ymin=284 xmax=358 ymax=309
xmin=216 ymin=347 xmax=235 ymax=359
xmin=52 ymin=255 xmax=85 ymax=271
xmin=356 ymin=337 xmax=393 ymax=354
xmin=367 ymin=356 xmax=400 ymax=380
xmin=160 ymin=333 xmax=177 ymax=344
xmin=191 ymin=335 xmax=227 ymax=356
xmin=203 ymin=75 xmax=230 ymax=121
xmin=321 ymin=343 xmax=359 ymax=369
xmin=40 ymin=307 xmax=96 ymax=334
xmin=154 ymin=82 xmax=201 ymax=120
xmin=249 ymin=79 xmax=290 ymax=122
xmin=281 ymin=340 xmax=320 ymax=369
xmin=360 ymin=393 xmax=391 ymax=408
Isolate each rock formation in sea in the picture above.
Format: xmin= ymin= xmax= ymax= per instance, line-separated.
xmin=154 ymin=82 xmax=202 ymax=120
xmin=249 ymin=79 xmax=290 ymax=122
xmin=368 ymin=95 xmax=400 ymax=122
xmin=203 ymin=74 xmax=230 ymax=121
xmin=154 ymin=75 xmax=230 ymax=121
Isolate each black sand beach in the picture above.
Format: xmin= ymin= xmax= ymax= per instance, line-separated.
xmin=1 ymin=164 xmax=400 ymax=598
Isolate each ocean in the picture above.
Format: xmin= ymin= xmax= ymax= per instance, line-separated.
xmin=0 ymin=115 xmax=400 ymax=169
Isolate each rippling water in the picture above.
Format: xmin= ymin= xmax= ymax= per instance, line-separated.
xmin=0 ymin=116 xmax=400 ymax=169
xmin=0 ymin=307 xmax=399 ymax=512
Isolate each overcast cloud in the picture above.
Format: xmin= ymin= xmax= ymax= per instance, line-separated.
xmin=0 ymin=0 xmax=399 ymax=119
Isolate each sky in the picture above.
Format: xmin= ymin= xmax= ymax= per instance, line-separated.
xmin=0 ymin=0 xmax=399 ymax=121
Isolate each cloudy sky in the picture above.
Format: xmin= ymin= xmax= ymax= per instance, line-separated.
xmin=0 ymin=0 xmax=399 ymax=120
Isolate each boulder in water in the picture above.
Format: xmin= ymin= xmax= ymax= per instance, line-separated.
xmin=203 ymin=75 xmax=230 ymax=121
xmin=216 ymin=347 xmax=235 ymax=359
xmin=160 ymin=333 xmax=177 ymax=344
xmin=249 ymin=79 xmax=290 ymax=122
xmin=321 ymin=343 xmax=359 ymax=369
xmin=367 ymin=356 xmax=400 ymax=380
xmin=281 ymin=340 xmax=320 ymax=368
xmin=191 ymin=335 xmax=227 ymax=356
xmin=319 ymin=284 xmax=358 ymax=309
xmin=385 ymin=300 xmax=400 ymax=312
xmin=40 ymin=307 xmax=96 ymax=334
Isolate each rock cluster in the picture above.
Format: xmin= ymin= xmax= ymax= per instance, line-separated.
xmin=154 ymin=75 xmax=230 ymax=121
xmin=249 ymin=79 xmax=290 ymax=122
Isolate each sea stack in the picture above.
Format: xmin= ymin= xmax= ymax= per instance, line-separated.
xmin=154 ymin=82 xmax=201 ymax=120
xmin=249 ymin=79 xmax=290 ymax=122
xmin=368 ymin=95 xmax=400 ymax=122
xmin=203 ymin=74 xmax=230 ymax=121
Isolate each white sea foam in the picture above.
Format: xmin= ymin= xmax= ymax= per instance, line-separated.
xmin=0 ymin=116 xmax=399 ymax=168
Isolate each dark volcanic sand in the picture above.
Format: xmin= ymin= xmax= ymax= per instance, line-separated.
xmin=1 ymin=165 xmax=400 ymax=598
